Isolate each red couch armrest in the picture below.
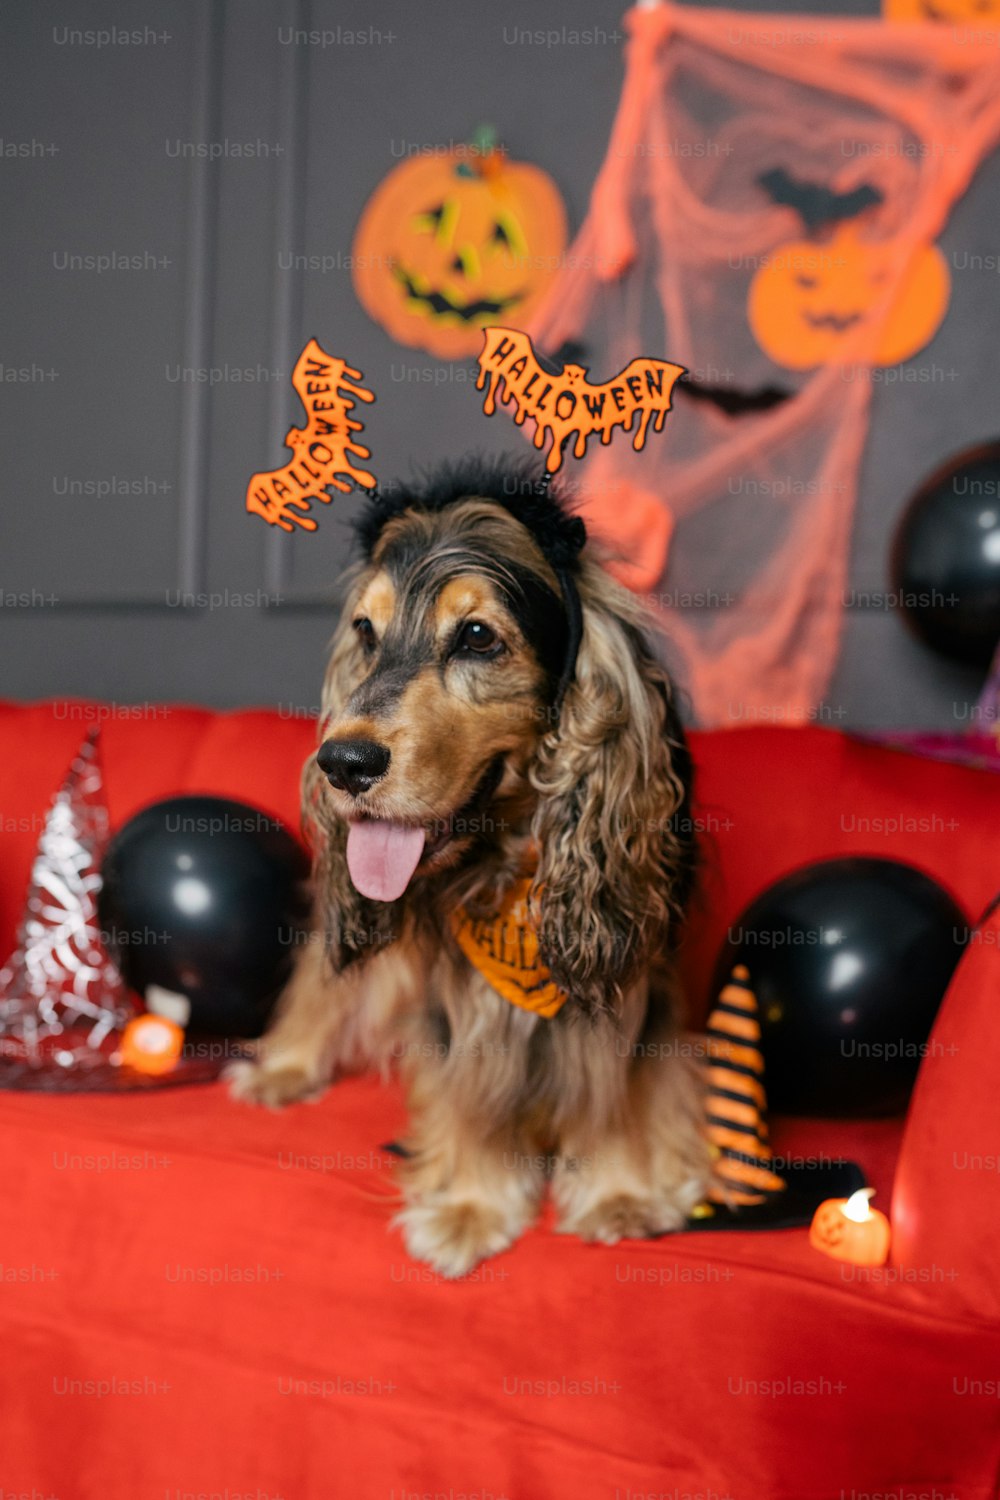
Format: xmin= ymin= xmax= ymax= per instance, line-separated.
xmin=891 ymin=896 xmax=1000 ymax=1321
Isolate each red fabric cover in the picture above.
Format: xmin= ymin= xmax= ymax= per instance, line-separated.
xmin=3 ymin=1079 xmax=999 ymax=1500
xmin=2 ymin=700 xmax=1000 ymax=1497
xmin=892 ymin=897 xmax=1000 ymax=1325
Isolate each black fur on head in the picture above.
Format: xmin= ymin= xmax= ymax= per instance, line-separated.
xmin=355 ymin=455 xmax=587 ymax=576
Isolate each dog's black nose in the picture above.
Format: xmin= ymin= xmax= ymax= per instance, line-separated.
xmin=317 ymin=737 xmax=390 ymax=797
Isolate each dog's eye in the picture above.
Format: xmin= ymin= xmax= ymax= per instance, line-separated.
xmin=453 ymin=620 xmax=502 ymax=658
xmin=353 ymin=617 xmax=376 ymax=651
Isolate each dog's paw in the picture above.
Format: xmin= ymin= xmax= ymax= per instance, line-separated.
xmin=225 ymin=1058 xmax=326 ymax=1109
xmin=396 ymin=1198 xmax=521 ymax=1279
xmin=558 ymin=1194 xmax=687 ymax=1244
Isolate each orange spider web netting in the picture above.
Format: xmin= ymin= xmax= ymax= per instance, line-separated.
xmin=525 ymin=3 xmax=1000 ymax=725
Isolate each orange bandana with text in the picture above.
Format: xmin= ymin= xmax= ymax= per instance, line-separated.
xmin=450 ymin=876 xmax=568 ymax=1019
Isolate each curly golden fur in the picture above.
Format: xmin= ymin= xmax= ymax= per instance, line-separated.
xmin=230 ymin=465 xmax=711 ymax=1276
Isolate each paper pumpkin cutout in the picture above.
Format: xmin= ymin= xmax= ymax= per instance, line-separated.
xmin=748 ymin=226 xmax=950 ymax=371
xmin=352 ymin=146 xmax=567 ymax=359
xmin=476 ymin=327 xmax=684 ymax=474
xmin=245 ymin=339 xmax=376 ymax=532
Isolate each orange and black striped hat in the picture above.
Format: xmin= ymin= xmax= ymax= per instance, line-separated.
xmin=703 ymin=965 xmax=786 ymax=1208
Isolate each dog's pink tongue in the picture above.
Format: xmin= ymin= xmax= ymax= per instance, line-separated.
xmin=346 ymin=819 xmax=426 ymax=902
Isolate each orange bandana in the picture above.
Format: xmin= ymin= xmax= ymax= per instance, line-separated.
xmin=450 ymin=876 xmax=568 ymax=1018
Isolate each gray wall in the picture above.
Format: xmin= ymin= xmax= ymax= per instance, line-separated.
xmin=0 ymin=0 xmax=993 ymax=727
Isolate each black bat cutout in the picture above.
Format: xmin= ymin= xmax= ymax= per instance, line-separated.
xmin=758 ymin=167 xmax=883 ymax=234
xmin=678 ymin=376 xmax=791 ymax=416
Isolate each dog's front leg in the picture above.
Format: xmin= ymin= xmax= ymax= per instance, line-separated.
xmin=551 ymin=999 xmax=713 ymax=1243
xmin=395 ymin=1105 xmax=545 ymax=1280
xmin=226 ymin=930 xmax=356 ymax=1107
xmin=228 ymin=929 xmax=424 ymax=1107
xmin=394 ymin=998 xmax=546 ymax=1278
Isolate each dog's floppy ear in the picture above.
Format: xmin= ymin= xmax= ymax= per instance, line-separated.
xmin=529 ymin=563 xmax=693 ymax=1017
xmin=301 ymin=570 xmax=399 ymax=971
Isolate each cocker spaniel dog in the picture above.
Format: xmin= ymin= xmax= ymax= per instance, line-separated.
xmin=230 ymin=458 xmax=712 ymax=1276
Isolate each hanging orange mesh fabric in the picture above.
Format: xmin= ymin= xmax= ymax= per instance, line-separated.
xmin=525 ymin=4 xmax=1000 ymax=725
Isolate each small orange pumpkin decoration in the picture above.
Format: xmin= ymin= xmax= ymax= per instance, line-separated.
xmin=809 ymin=1188 xmax=891 ymax=1266
xmin=748 ymin=225 xmax=950 ymax=370
xmin=118 ymin=1014 xmax=184 ymax=1076
xmin=352 ymin=131 xmax=567 ymax=360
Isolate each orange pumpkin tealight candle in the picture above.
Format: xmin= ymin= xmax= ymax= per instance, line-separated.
xmin=809 ymin=1187 xmax=891 ymax=1267
xmin=119 ymin=1014 xmax=184 ymax=1076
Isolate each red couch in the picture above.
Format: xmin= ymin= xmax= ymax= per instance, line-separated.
xmin=2 ymin=699 xmax=999 ymax=1500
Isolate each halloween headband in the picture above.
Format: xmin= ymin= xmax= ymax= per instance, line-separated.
xmin=245 ymin=329 xmax=685 ymax=701
xmin=474 ymin=327 xmax=685 ymax=475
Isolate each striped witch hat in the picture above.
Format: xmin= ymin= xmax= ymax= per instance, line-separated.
xmin=703 ymin=965 xmax=786 ymax=1207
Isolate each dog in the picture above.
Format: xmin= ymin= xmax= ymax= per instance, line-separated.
xmin=229 ymin=458 xmax=712 ymax=1277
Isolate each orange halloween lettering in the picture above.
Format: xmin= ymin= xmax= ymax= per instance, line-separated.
xmin=246 ymin=338 xmax=376 ymax=532
xmin=476 ymin=327 xmax=685 ymax=474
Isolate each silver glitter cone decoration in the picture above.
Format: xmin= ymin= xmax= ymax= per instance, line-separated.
xmin=0 ymin=727 xmax=132 ymax=1072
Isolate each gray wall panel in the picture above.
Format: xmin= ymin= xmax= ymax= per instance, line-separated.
xmin=1 ymin=1 xmax=222 ymax=601
xmin=1 ymin=0 xmax=996 ymax=727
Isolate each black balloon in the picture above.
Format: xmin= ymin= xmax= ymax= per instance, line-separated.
xmin=891 ymin=442 xmax=1000 ymax=666
xmin=99 ymin=796 xmax=309 ymax=1038
xmin=717 ymin=858 xmax=966 ymax=1118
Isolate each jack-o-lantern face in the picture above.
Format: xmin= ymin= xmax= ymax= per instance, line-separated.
xmin=808 ymin=1192 xmax=892 ymax=1266
xmin=748 ymin=225 xmax=950 ymax=370
xmin=810 ymin=1201 xmax=851 ymax=1250
xmin=352 ymin=150 xmax=567 ymax=359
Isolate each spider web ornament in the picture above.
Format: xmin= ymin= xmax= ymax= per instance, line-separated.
xmin=524 ymin=3 xmax=1000 ymax=724
xmin=0 ymin=727 xmax=135 ymax=1076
